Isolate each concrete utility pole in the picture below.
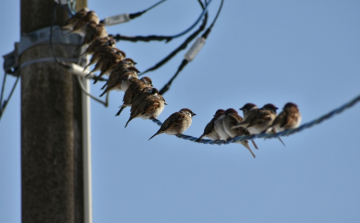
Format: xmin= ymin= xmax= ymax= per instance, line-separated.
xmin=20 ymin=0 xmax=87 ymax=223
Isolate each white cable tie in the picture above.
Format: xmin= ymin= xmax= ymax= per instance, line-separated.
xmin=68 ymin=63 xmax=94 ymax=78
xmin=184 ymin=37 xmax=206 ymax=61
xmin=104 ymin=13 xmax=131 ymax=26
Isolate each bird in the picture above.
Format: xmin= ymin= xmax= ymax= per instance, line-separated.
xmin=234 ymin=104 xmax=278 ymax=134
xmin=77 ymin=21 xmax=108 ymax=50
xmin=61 ymin=8 xmax=89 ymax=31
xmin=125 ymin=88 xmax=166 ymax=128
xmin=195 ymin=109 xmax=225 ymax=142
xmin=222 ymin=108 xmax=256 ymax=158
xmin=81 ymin=35 xmax=116 ymax=56
xmin=83 ymin=45 xmax=123 ymax=72
xmin=263 ymin=102 xmax=302 ymax=133
xmin=214 ymin=109 xmax=231 ymax=141
xmin=239 ymin=103 xmax=258 ymax=120
xmin=63 ymin=10 xmax=99 ymax=36
xmin=92 ymin=49 xmax=127 ymax=84
xmin=99 ymin=66 xmax=140 ymax=97
xmin=149 ymin=108 xmax=196 ymax=140
xmin=101 ymin=58 xmax=137 ymax=90
xmin=115 ymin=77 xmax=153 ymax=117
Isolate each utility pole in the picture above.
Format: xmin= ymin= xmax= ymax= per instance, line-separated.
xmin=20 ymin=0 xmax=88 ymax=223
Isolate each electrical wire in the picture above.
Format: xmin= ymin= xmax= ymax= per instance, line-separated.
xmin=159 ymin=0 xmax=224 ymax=95
xmin=112 ymin=0 xmax=213 ymax=43
xmin=139 ymin=0 xmax=208 ymax=76
xmin=0 ymin=73 xmax=20 ymax=120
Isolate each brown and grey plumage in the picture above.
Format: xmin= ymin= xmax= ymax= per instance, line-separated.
xmin=61 ymin=8 xmax=89 ymax=31
xmin=196 ymin=109 xmax=225 ymax=142
xmin=101 ymin=58 xmax=137 ymax=90
xmin=81 ymin=36 xmax=116 ymax=56
xmin=115 ymin=77 xmax=153 ymax=117
xmin=99 ymin=66 xmax=140 ymax=97
xmin=125 ymin=88 xmax=166 ymax=128
xmin=149 ymin=108 xmax=196 ymax=140
xmin=222 ymin=108 xmax=256 ymax=158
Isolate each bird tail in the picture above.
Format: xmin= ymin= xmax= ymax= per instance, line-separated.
xmin=277 ymin=137 xmax=286 ymax=147
xmin=251 ymin=140 xmax=259 ymax=149
xmin=239 ymin=141 xmax=256 ymax=158
xmin=99 ymin=89 xmax=108 ymax=97
xmin=115 ymin=106 xmax=126 ymax=116
xmin=195 ymin=135 xmax=204 ymax=143
xmin=148 ymin=131 xmax=161 ymax=141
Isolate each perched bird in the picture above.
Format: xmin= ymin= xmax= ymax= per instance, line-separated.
xmin=234 ymin=104 xmax=278 ymax=134
xmin=115 ymin=77 xmax=153 ymax=117
xmin=77 ymin=21 xmax=108 ymax=50
xmin=239 ymin=103 xmax=258 ymax=120
xmin=61 ymin=8 xmax=89 ymax=31
xmin=63 ymin=10 xmax=99 ymax=36
xmin=81 ymin=35 xmax=116 ymax=56
xmin=125 ymin=88 xmax=166 ymax=128
xmin=214 ymin=109 xmax=231 ymax=141
xmin=222 ymin=108 xmax=257 ymax=158
xmin=149 ymin=108 xmax=196 ymax=140
xmin=92 ymin=49 xmax=127 ymax=84
xmin=196 ymin=109 xmax=225 ymax=142
xmin=264 ymin=102 xmax=302 ymax=133
xmin=101 ymin=58 xmax=137 ymax=90
xmin=84 ymin=45 xmax=123 ymax=72
xmin=99 ymin=66 xmax=140 ymax=97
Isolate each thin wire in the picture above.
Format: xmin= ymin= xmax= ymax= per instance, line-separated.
xmin=0 ymin=73 xmax=7 ymax=107
xmin=150 ymin=94 xmax=360 ymax=145
xmin=0 ymin=74 xmax=20 ymax=120
xmin=140 ymin=0 xmax=208 ymax=76
xmin=158 ymin=0 xmax=224 ymax=95
xmin=112 ymin=0 xmax=213 ymax=43
xmin=76 ymin=75 xmax=108 ymax=107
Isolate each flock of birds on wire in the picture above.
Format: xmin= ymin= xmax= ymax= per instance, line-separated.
xmin=61 ymin=8 xmax=302 ymax=158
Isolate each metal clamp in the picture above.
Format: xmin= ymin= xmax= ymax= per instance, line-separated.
xmin=3 ymin=25 xmax=82 ymax=76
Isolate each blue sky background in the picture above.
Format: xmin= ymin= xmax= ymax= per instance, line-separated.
xmin=1 ymin=0 xmax=360 ymax=222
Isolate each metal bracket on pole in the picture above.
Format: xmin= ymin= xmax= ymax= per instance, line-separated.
xmin=3 ymin=25 xmax=82 ymax=77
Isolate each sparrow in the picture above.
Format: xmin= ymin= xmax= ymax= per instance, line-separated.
xmin=264 ymin=102 xmax=302 ymax=133
xmin=239 ymin=103 xmax=258 ymax=120
xmin=222 ymin=108 xmax=256 ymax=158
xmin=87 ymin=48 xmax=126 ymax=80
xmin=195 ymin=109 xmax=225 ymax=142
xmin=234 ymin=104 xmax=278 ymax=134
xmin=125 ymin=88 xmax=166 ymax=128
xmin=77 ymin=21 xmax=108 ymax=50
xmin=61 ymin=8 xmax=89 ymax=31
xmin=99 ymin=66 xmax=140 ymax=97
xmin=149 ymin=108 xmax=196 ymax=140
xmin=81 ymin=35 xmax=116 ymax=56
xmin=64 ymin=10 xmax=100 ymax=36
xmin=92 ymin=49 xmax=127 ymax=84
xmin=83 ymin=45 xmax=116 ymax=71
xmin=214 ymin=109 xmax=231 ymax=141
xmin=115 ymin=77 xmax=153 ymax=117
xmin=101 ymin=58 xmax=137 ymax=90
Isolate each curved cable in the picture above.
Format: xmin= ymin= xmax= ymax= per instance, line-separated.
xmin=158 ymin=0 xmax=224 ymax=95
xmin=112 ymin=0 xmax=213 ymax=43
xmin=140 ymin=0 xmax=208 ymax=76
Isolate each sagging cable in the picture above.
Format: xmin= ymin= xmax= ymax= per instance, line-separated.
xmin=139 ymin=0 xmax=208 ymax=76
xmin=159 ymin=0 xmax=224 ymax=95
xmin=112 ymin=0 xmax=213 ymax=43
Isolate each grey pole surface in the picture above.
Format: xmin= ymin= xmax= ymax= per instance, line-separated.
xmin=20 ymin=1 xmax=87 ymax=222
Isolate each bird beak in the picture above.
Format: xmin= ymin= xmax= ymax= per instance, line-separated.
xmin=193 ymin=113 xmax=197 ymax=116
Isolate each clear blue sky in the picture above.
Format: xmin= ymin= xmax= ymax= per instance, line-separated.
xmin=1 ymin=0 xmax=360 ymax=222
